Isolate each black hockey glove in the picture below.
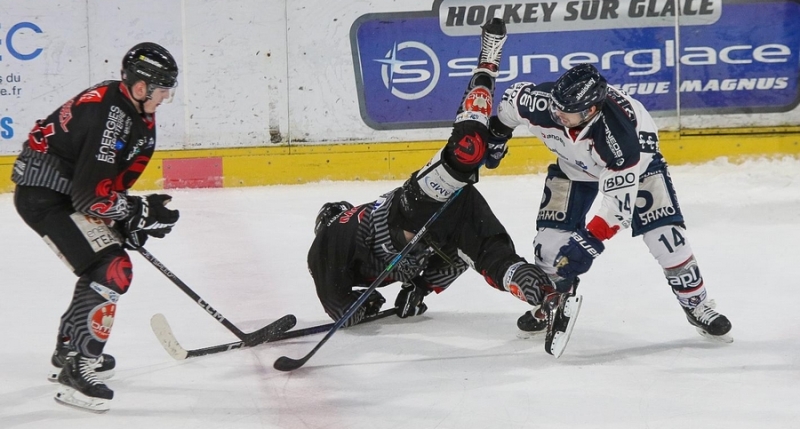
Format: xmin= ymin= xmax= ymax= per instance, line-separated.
xmin=345 ymin=289 xmax=386 ymax=327
xmin=122 ymin=229 xmax=149 ymax=250
xmin=395 ymin=278 xmax=432 ymax=318
xmin=360 ymin=289 xmax=386 ymax=318
xmin=555 ymin=230 xmax=605 ymax=280
xmin=124 ymin=194 xmax=180 ymax=245
xmin=484 ymin=116 xmax=512 ymax=169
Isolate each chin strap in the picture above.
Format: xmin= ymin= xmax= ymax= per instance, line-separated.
xmin=124 ymin=82 xmax=153 ymax=116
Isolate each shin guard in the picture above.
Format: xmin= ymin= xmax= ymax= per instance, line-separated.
xmin=664 ymin=255 xmax=706 ymax=308
xmin=57 ymin=251 xmax=132 ymax=357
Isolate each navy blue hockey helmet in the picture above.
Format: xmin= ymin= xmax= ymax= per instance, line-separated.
xmin=121 ymin=42 xmax=179 ymax=90
xmin=550 ymin=63 xmax=607 ymax=113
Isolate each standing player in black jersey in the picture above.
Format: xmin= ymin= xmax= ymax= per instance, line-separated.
xmin=486 ymin=63 xmax=732 ymax=343
xmin=12 ymin=42 xmax=181 ymax=412
xmin=307 ymin=18 xmax=558 ymax=333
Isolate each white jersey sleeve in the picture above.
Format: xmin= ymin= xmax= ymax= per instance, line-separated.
xmin=590 ymin=89 xmax=659 ymax=235
xmin=496 ymin=82 xmax=544 ymax=129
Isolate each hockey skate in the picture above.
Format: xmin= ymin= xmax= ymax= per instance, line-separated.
xmin=474 ymin=14 xmax=507 ymax=77
xmin=517 ymin=276 xmax=576 ymax=338
xmin=48 ymin=343 xmax=115 ymax=382
xmin=516 ymin=306 xmax=547 ymax=339
xmin=543 ymin=292 xmax=583 ymax=358
xmin=683 ymin=299 xmax=733 ymax=343
xmin=54 ymin=353 xmax=114 ymax=413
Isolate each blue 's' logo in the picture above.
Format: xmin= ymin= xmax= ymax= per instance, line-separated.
xmin=0 ymin=117 xmax=13 ymax=139
xmin=375 ymin=41 xmax=440 ymax=101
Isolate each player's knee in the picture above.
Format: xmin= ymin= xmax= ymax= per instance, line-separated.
xmin=85 ymin=250 xmax=133 ymax=294
xmin=642 ymin=224 xmax=694 ymax=269
xmin=445 ymin=121 xmax=488 ymax=172
xmin=532 ymin=227 xmax=573 ymax=273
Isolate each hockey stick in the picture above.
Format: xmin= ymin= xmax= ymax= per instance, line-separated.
xmin=151 ymin=308 xmax=397 ymax=360
xmin=273 ymin=188 xmax=463 ymax=371
xmin=138 ymin=247 xmax=297 ymax=345
xmin=151 ymin=313 xmax=298 ymax=360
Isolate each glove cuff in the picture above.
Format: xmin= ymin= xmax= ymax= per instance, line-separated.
xmin=586 ymin=216 xmax=619 ymax=241
xmin=125 ymin=195 xmax=142 ymax=214
xmin=489 ymin=115 xmax=513 ymax=138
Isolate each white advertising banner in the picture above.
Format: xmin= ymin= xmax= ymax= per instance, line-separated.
xmin=2 ymin=0 xmax=799 ymax=156
xmin=1 ymin=3 xmax=90 ymax=155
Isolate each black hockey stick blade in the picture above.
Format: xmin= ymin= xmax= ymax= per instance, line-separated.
xmin=151 ymin=313 xmax=296 ymax=360
xmin=243 ymin=314 xmax=297 ymax=346
xmin=272 ymin=308 xmax=398 ymax=371
xmin=273 ymin=353 xmax=310 ymax=371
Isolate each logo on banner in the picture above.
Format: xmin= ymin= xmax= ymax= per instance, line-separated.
xmin=0 ymin=116 xmax=12 ymax=139
xmin=0 ymin=22 xmax=44 ymax=61
xmin=375 ymin=41 xmax=440 ymax=100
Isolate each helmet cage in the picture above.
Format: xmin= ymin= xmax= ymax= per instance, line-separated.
xmin=548 ymin=100 xmax=596 ymax=128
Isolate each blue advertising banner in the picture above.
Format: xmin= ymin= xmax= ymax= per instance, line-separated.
xmin=351 ymin=0 xmax=800 ymax=129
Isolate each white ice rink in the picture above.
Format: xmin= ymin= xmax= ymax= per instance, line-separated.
xmin=1 ymin=157 xmax=799 ymax=429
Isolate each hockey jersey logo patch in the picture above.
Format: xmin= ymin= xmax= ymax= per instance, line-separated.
xmin=88 ymin=301 xmax=116 ymax=342
xmin=106 ymin=255 xmax=132 ymax=291
xmin=339 ymin=206 xmax=363 ymax=224
xmin=463 ymin=86 xmax=493 ymax=116
xmin=76 ymin=87 xmax=108 ymax=105
xmin=59 ymin=99 xmax=75 ymax=132
xmin=27 ymin=121 xmax=56 ymax=153
xmin=454 ymin=132 xmax=485 ymax=165
xmin=95 ymin=179 xmax=113 ymax=197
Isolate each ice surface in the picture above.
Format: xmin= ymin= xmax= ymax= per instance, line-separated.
xmin=1 ymin=157 xmax=799 ymax=428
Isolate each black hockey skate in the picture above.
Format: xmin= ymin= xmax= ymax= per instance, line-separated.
xmin=516 ymin=306 xmax=547 ymax=338
xmin=543 ymin=292 xmax=583 ymax=358
xmin=517 ymin=275 xmax=578 ymax=339
xmin=48 ymin=343 xmax=115 ymax=382
xmin=683 ymin=299 xmax=733 ymax=343
xmin=55 ymin=353 xmax=114 ymax=413
xmin=475 ymin=13 xmax=507 ymax=77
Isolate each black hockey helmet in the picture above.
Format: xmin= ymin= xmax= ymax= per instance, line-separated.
xmin=550 ymin=63 xmax=607 ymax=113
xmin=121 ymin=42 xmax=179 ymax=90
